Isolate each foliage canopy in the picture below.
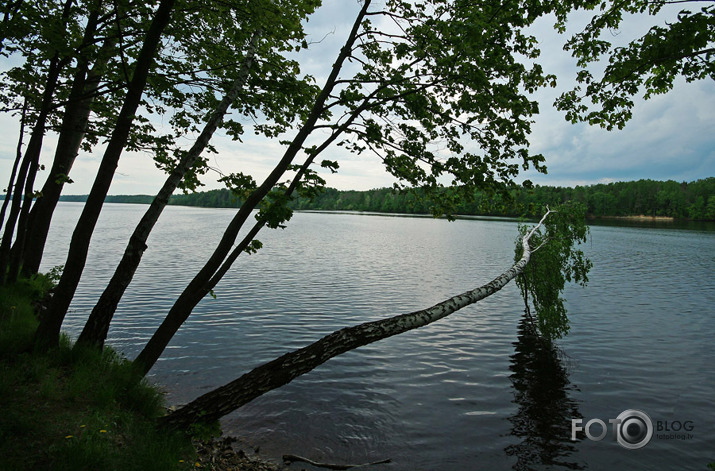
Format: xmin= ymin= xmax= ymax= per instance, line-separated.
xmin=555 ymin=0 xmax=715 ymax=130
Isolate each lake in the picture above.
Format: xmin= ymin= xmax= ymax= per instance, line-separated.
xmin=40 ymin=203 xmax=714 ymax=470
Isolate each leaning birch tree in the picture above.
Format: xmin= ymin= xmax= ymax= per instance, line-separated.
xmin=144 ymin=0 xmax=710 ymax=426
xmin=159 ymin=204 xmax=590 ymax=430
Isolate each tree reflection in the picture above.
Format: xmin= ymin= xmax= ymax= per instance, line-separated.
xmin=505 ymin=315 xmax=585 ymax=470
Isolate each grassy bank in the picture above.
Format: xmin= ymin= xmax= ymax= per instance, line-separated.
xmin=0 ymin=276 xmax=197 ymax=470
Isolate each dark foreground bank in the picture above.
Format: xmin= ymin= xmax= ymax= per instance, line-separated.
xmin=0 ymin=276 xmax=282 ymax=471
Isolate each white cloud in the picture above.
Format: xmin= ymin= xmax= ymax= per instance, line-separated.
xmin=525 ymin=77 xmax=715 ymax=186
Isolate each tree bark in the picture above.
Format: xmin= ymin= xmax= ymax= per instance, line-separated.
xmin=0 ymin=0 xmax=80 ymax=284
xmin=75 ymin=30 xmax=262 ymax=350
xmin=12 ymin=5 xmax=104 ymax=279
xmin=21 ymin=20 xmax=111 ymax=277
xmin=0 ymin=99 xmax=27 ymax=237
xmin=0 ymin=47 xmax=65 ymax=284
xmin=34 ymin=0 xmax=176 ymax=350
xmin=158 ymin=210 xmax=553 ymax=430
xmin=133 ymin=0 xmax=372 ymax=375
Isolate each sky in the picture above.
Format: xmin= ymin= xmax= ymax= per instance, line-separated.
xmin=0 ymin=0 xmax=713 ymax=196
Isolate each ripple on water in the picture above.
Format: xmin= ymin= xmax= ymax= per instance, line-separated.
xmin=40 ymin=205 xmax=715 ymax=471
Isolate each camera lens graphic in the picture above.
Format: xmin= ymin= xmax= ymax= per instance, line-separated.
xmin=616 ymin=409 xmax=653 ymax=449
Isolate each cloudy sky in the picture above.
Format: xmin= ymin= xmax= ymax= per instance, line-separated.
xmin=1 ymin=0 xmax=713 ymax=196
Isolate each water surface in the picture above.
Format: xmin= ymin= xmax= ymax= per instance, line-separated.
xmin=41 ymin=203 xmax=715 ymax=470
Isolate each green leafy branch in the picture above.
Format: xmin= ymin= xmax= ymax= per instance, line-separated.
xmin=514 ymin=202 xmax=593 ymax=340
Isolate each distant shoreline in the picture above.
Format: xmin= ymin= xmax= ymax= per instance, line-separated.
xmin=50 ymin=200 xmax=712 ymax=223
xmin=589 ymin=214 xmax=675 ymax=222
xmin=3 ymin=177 xmax=714 ymax=222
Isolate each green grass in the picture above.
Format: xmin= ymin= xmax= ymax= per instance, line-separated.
xmin=0 ymin=276 xmax=197 ymax=470
xmin=0 ymin=275 xmax=47 ymax=355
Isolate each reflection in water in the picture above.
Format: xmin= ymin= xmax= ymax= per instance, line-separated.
xmin=505 ymin=315 xmax=585 ymax=470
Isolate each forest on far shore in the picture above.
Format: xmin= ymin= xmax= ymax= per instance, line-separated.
xmin=55 ymin=178 xmax=715 ymax=220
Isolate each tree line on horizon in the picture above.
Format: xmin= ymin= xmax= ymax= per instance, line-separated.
xmin=55 ymin=177 xmax=715 ymax=220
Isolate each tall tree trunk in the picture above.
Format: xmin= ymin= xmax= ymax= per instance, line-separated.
xmin=11 ymin=5 xmax=104 ymax=280
xmin=21 ymin=32 xmax=114 ymax=277
xmin=75 ymin=30 xmax=262 ymax=350
xmin=34 ymin=0 xmax=176 ymax=350
xmin=0 ymin=99 xmax=28 ymax=237
xmin=159 ymin=210 xmax=553 ymax=430
xmin=0 ymin=0 xmax=73 ymax=284
xmin=133 ymin=0 xmax=372 ymax=375
xmin=0 ymin=57 xmax=64 ymax=285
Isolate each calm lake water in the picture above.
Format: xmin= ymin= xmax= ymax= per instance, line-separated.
xmin=40 ymin=203 xmax=714 ymax=470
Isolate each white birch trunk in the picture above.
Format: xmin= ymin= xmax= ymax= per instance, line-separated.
xmin=159 ymin=210 xmax=553 ymax=430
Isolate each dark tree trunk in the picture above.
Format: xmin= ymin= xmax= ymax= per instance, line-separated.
xmin=0 ymin=100 xmax=27 ymax=237
xmin=21 ymin=38 xmax=118 ymax=277
xmin=0 ymin=0 xmax=74 ymax=284
xmin=158 ymin=211 xmax=550 ymax=430
xmin=0 ymin=55 xmax=64 ymax=285
xmin=75 ymin=31 xmax=262 ymax=349
xmin=13 ymin=6 xmax=103 ymax=278
xmin=132 ymin=1 xmax=372 ymax=376
xmin=34 ymin=0 xmax=176 ymax=350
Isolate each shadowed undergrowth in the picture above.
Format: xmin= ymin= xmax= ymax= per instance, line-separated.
xmin=0 ymin=276 xmax=196 ymax=470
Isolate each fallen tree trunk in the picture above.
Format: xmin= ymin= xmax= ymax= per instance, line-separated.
xmin=158 ymin=210 xmax=553 ymax=430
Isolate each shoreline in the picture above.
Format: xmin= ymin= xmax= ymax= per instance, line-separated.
xmin=54 ymin=200 xmax=715 ymax=223
xmin=194 ymin=436 xmax=285 ymax=470
xmin=589 ymin=214 xmax=676 ymax=222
